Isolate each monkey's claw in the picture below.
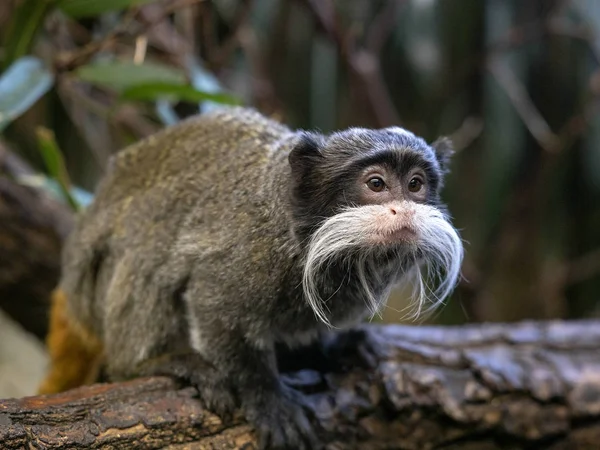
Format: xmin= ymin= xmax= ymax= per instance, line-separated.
xmin=245 ymin=386 xmax=320 ymax=450
xmin=191 ymin=377 xmax=237 ymax=423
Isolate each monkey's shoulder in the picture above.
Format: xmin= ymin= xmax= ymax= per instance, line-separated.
xmin=110 ymin=107 xmax=289 ymax=176
xmin=80 ymin=107 xmax=287 ymax=212
xmin=71 ymin=108 xmax=293 ymax=253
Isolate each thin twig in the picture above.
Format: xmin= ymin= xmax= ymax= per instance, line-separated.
xmin=133 ymin=35 xmax=148 ymax=65
xmin=295 ymin=0 xmax=404 ymax=127
xmin=55 ymin=0 xmax=205 ymax=71
xmin=211 ymin=0 xmax=255 ymax=70
xmin=55 ymin=79 xmax=112 ymax=170
xmin=0 ymin=140 xmax=35 ymax=178
xmin=486 ymin=21 xmax=546 ymax=55
xmin=567 ymin=248 xmax=600 ymax=286
xmin=448 ymin=116 xmax=484 ymax=152
xmin=237 ymin=25 xmax=283 ymax=115
xmin=366 ymin=0 xmax=402 ymax=54
xmin=487 ymin=57 xmax=561 ymax=152
xmin=349 ymin=50 xmax=403 ymax=126
xmin=55 ymin=8 xmax=138 ymax=70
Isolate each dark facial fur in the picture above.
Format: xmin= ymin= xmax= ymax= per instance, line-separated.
xmin=59 ymin=108 xmax=462 ymax=449
xmin=290 ymin=127 xmax=450 ymax=228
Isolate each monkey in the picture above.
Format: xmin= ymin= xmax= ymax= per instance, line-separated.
xmin=38 ymin=107 xmax=463 ymax=449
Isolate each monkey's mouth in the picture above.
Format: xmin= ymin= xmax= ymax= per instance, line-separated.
xmin=389 ymin=226 xmax=417 ymax=241
xmin=375 ymin=225 xmax=417 ymax=244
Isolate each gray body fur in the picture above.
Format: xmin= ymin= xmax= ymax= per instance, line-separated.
xmin=59 ymin=107 xmax=462 ymax=448
xmin=62 ymin=108 xmax=366 ymax=373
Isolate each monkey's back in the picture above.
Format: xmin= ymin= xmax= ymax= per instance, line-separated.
xmin=60 ymin=107 xmax=294 ymax=345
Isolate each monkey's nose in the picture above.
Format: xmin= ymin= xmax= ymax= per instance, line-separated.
xmin=388 ymin=206 xmax=415 ymax=220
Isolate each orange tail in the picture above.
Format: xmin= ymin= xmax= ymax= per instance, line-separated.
xmin=37 ymin=289 xmax=104 ymax=395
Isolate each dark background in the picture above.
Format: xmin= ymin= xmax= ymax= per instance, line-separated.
xmin=1 ymin=0 xmax=599 ymax=337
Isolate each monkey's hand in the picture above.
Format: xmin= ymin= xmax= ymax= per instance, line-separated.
xmin=135 ymin=335 xmax=319 ymax=449
xmin=242 ymin=376 xmax=318 ymax=450
xmin=224 ymin=332 xmax=320 ymax=450
xmin=134 ymin=351 xmax=238 ymax=421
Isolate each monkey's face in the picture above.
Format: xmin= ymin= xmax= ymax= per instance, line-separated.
xmin=288 ymin=127 xmax=463 ymax=326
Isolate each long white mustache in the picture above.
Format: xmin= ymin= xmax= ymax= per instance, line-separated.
xmin=302 ymin=203 xmax=464 ymax=327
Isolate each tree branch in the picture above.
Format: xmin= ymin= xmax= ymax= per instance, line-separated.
xmin=0 ymin=143 xmax=73 ymax=340
xmin=2 ymin=321 xmax=600 ymax=448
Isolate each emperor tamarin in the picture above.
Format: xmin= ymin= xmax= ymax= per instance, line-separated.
xmin=39 ymin=107 xmax=464 ymax=449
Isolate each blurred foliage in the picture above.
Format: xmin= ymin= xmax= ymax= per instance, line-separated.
xmin=35 ymin=125 xmax=81 ymax=211
xmin=0 ymin=56 xmax=53 ymax=130
xmin=1 ymin=0 xmax=599 ymax=325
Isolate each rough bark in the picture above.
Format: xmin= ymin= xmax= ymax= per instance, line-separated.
xmin=0 ymin=144 xmax=74 ymax=340
xmin=2 ymin=320 xmax=600 ymax=449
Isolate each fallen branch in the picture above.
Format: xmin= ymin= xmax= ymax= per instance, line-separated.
xmin=0 ymin=145 xmax=74 ymax=340
xmin=2 ymin=320 xmax=600 ymax=449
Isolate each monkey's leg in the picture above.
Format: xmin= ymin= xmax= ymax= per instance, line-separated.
xmin=137 ymin=323 xmax=319 ymax=450
xmin=133 ymin=350 xmax=238 ymax=421
xmin=234 ymin=345 xmax=319 ymax=450
xmin=209 ymin=325 xmax=319 ymax=449
xmin=38 ymin=289 xmax=103 ymax=395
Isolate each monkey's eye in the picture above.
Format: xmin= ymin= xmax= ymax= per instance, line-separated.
xmin=367 ymin=177 xmax=386 ymax=192
xmin=407 ymin=176 xmax=424 ymax=193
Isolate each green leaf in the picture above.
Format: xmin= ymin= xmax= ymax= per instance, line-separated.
xmin=75 ymin=61 xmax=186 ymax=92
xmin=35 ymin=127 xmax=80 ymax=211
xmin=121 ymin=82 xmax=241 ymax=105
xmin=2 ymin=0 xmax=56 ymax=68
xmin=58 ymin=0 xmax=157 ymax=18
xmin=0 ymin=57 xmax=54 ymax=131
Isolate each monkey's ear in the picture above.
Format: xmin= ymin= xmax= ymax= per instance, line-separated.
xmin=288 ymin=132 xmax=325 ymax=181
xmin=431 ymin=137 xmax=454 ymax=172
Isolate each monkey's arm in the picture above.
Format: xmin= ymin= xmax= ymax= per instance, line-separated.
xmin=135 ymin=319 xmax=318 ymax=450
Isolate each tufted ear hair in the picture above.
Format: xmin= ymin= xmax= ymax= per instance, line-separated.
xmin=288 ymin=132 xmax=326 ymax=182
xmin=431 ymin=137 xmax=454 ymax=172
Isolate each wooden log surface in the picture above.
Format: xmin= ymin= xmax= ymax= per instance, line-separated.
xmin=2 ymin=320 xmax=600 ymax=449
